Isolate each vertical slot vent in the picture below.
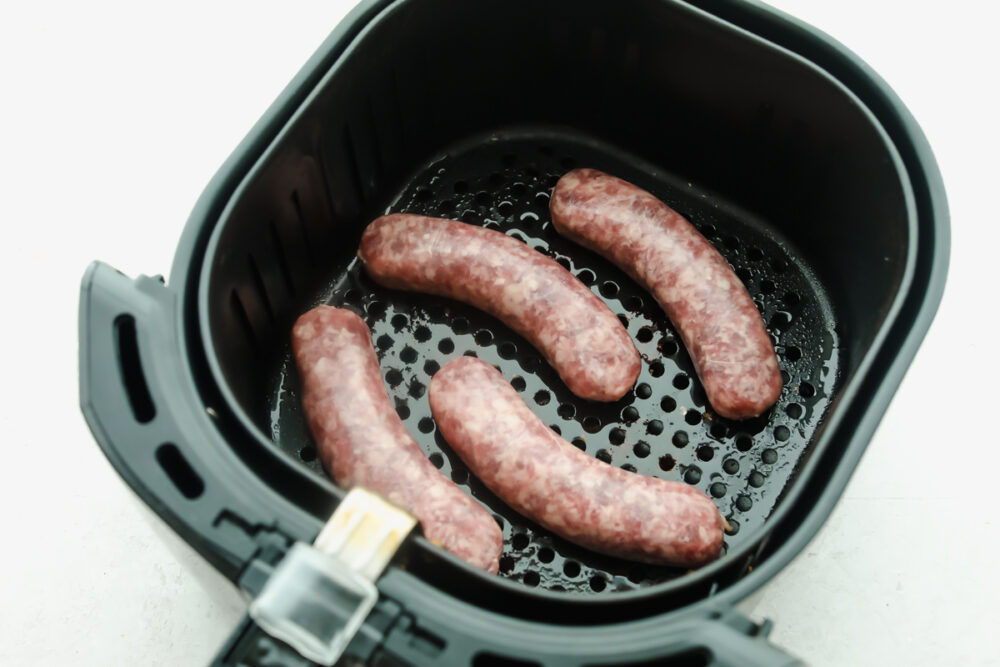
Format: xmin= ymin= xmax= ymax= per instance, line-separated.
xmin=342 ymin=123 xmax=367 ymax=206
xmin=364 ymin=96 xmax=385 ymax=184
xmin=269 ymin=220 xmax=296 ymax=297
xmin=247 ymin=255 xmax=275 ymax=324
xmin=230 ymin=289 xmax=259 ymax=352
xmin=113 ymin=314 xmax=156 ymax=424
xmin=156 ymin=443 xmax=204 ymax=499
xmin=290 ymin=189 xmax=317 ymax=268
xmin=390 ymin=67 xmax=408 ymax=151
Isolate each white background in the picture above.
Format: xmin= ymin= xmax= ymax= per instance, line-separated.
xmin=0 ymin=1 xmax=996 ymax=665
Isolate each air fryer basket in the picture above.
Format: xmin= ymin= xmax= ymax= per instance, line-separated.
xmin=260 ymin=129 xmax=842 ymax=595
xmin=79 ymin=0 xmax=948 ymax=664
xmin=205 ymin=0 xmax=906 ymax=598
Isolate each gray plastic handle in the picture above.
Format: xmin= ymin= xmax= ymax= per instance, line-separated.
xmin=698 ymin=615 xmax=804 ymax=667
xmin=367 ymin=592 xmax=805 ymax=667
xmin=78 ymin=261 xmax=319 ymax=582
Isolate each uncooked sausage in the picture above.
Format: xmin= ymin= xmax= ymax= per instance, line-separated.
xmin=358 ymin=213 xmax=640 ymax=402
xmin=292 ymin=306 xmax=503 ymax=572
xmin=429 ymin=356 xmax=726 ymax=568
xmin=550 ymin=169 xmax=782 ymax=419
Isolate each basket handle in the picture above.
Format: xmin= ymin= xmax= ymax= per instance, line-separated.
xmin=81 ymin=261 xmax=802 ymax=667
xmin=78 ymin=261 xmax=315 ymax=581
xmin=696 ymin=612 xmax=804 ymax=667
xmin=357 ymin=588 xmax=804 ymax=667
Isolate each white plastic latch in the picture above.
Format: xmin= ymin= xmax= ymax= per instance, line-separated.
xmin=249 ymin=487 xmax=417 ymax=665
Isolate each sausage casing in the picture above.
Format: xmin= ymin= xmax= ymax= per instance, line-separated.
xmin=293 ymin=306 xmax=503 ymax=572
xmin=551 ymin=169 xmax=782 ymax=419
xmin=359 ymin=213 xmax=640 ymax=402
xmin=429 ymin=356 xmax=726 ymax=568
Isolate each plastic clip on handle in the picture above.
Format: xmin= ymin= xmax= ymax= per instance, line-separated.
xmin=249 ymin=487 xmax=417 ymax=666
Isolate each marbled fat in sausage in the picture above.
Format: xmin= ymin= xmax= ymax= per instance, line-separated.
xmin=292 ymin=306 xmax=503 ymax=573
xmin=550 ymin=169 xmax=782 ymax=419
xmin=358 ymin=214 xmax=640 ymax=402
xmin=429 ymin=357 xmax=725 ymax=568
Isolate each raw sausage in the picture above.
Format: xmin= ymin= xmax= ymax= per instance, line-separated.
xmin=358 ymin=213 xmax=640 ymax=402
xmin=292 ymin=306 xmax=503 ymax=573
xmin=550 ymin=169 xmax=782 ymax=419
xmin=293 ymin=306 xmax=503 ymax=572
xmin=429 ymin=357 xmax=725 ymax=568
xmin=430 ymin=357 xmax=725 ymax=567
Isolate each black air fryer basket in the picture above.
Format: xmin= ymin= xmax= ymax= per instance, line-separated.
xmin=79 ymin=0 xmax=948 ymax=664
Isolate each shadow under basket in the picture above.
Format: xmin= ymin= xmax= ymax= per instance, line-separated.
xmin=79 ymin=0 xmax=948 ymax=665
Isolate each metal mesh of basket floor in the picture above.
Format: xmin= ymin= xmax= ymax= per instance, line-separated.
xmin=269 ymin=130 xmax=840 ymax=595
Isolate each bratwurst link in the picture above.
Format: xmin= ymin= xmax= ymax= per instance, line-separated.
xmin=358 ymin=213 xmax=640 ymax=402
xmin=429 ymin=356 xmax=726 ymax=568
xmin=551 ymin=169 xmax=782 ymax=419
xmin=292 ymin=306 xmax=503 ymax=572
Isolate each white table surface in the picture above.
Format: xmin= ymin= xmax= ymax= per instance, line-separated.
xmin=1 ymin=1 xmax=996 ymax=664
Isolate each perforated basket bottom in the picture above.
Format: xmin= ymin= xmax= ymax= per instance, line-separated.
xmin=269 ymin=128 xmax=840 ymax=594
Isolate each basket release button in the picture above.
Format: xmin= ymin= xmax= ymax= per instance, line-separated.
xmin=249 ymin=487 xmax=417 ymax=665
